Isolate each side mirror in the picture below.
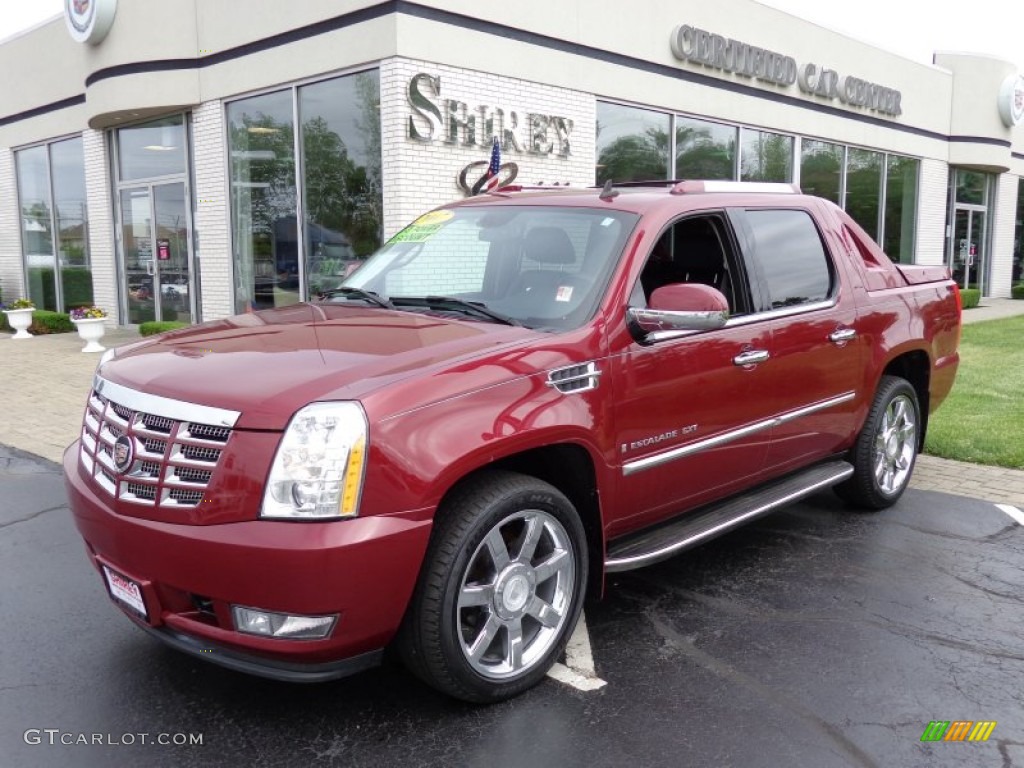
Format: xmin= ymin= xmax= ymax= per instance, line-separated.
xmin=627 ymin=283 xmax=729 ymax=341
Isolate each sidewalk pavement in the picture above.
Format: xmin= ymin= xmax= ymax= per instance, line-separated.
xmin=2 ymin=299 xmax=1024 ymax=508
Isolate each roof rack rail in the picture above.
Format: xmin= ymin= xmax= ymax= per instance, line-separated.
xmin=591 ymin=179 xmax=688 ymax=189
xmin=669 ymin=181 xmax=802 ymax=195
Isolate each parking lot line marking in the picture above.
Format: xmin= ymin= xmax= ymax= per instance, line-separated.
xmin=995 ymin=504 xmax=1024 ymax=526
xmin=565 ymin=611 xmax=597 ymax=676
xmin=547 ymin=662 xmax=606 ymax=691
xmin=547 ymin=612 xmax=607 ymax=691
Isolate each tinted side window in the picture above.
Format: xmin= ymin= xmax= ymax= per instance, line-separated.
xmin=747 ymin=209 xmax=833 ymax=309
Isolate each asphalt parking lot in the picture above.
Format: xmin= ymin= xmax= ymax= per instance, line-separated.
xmin=2 ymin=444 xmax=1022 ymax=768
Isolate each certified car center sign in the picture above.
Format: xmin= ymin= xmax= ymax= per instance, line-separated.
xmin=65 ymin=0 xmax=117 ymax=45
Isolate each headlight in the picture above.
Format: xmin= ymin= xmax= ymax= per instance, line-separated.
xmin=261 ymin=402 xmax=368 ymax=520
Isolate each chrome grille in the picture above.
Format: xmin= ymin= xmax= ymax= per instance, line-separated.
xmin=187 ymin=424 xmax=231 ymax=443
xmin=78 ymin=383 xmax=236 ymax=509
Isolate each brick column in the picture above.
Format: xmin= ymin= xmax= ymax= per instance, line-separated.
xmin=83 ymin=129 xmax=119 ymax=325
xmin=192 ymin=100 xmax=233 ymax=321
xmin=0 ymin=148 xmax=25 ymax=302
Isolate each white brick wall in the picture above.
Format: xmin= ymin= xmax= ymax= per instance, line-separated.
xmin=989 ymin=174 xmax=1018 ymax=298
xmin=0 ymin=148 xmax=24 ymax=302
xmin=915 ymin=158 xmax=948 ymax=267
xmin=380 ymin=57 xmax=596 ymax=239
xmin=82 ymin=129 xmax=118 ymax=325
xmin=192 ymin=101 xmax=233 ymax=320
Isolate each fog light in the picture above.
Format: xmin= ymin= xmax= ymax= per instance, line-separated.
xmin=232 ymin=606 xmax=337 ymax=640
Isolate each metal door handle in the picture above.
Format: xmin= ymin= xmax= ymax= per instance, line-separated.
xmin=733 ymin=350 xmax=770 ymax=366
xmin=146 ymin=260 xmax=155 ymax=276
xmin=829 ymin=328 xmax=857 ymax=344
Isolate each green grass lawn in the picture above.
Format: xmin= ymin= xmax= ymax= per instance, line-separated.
xmin=924 ymin=315 xmax=1024 ymax=469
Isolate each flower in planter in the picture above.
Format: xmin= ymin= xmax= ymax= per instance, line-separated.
xmin=3 ymin=298 xmax=35 ymax=310
xmin=70 ymin=306 xmax=108 ymax=320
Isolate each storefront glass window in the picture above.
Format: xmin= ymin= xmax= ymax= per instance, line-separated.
xmin=675 ymin=116 xmax=736 ymax=180
xmin=299 ymin=71 xmax=383 ymax=297
xmin=1012 ymin=178 xmax=1023 ymax=285
xmin=845 ymin=148 xmax=883 ymax=239
xmin=883 ymin=155 xmax=918 ymax=264
xmin=229 ymin=71 xmax=382 ymax=313
xmin=740 ymin=128 xmax=793 ymax=182
xmin=955 ymin=170 xmax=988 ymax=206
xmin=799 ymin=140 xmax=842 ymax=204
xmin=595 ymin=102 xmax=670 ymax=184
xmin=117 ymin=115 xmax=186 ymax=181
xmin=228 ymin=89 xmax=298 ymax=312
xmin=15 ymin=137 xmax=91 ymax=311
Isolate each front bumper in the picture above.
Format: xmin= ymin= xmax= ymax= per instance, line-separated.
xmin=63 ymin=442 xmax=433 ymax=679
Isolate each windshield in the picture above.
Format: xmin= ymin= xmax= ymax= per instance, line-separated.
xmin=340 ymin=205 xmax=638 ymax=331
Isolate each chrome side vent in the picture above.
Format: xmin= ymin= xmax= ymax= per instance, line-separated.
xmin=547 ymin=362 xmax=601 ymax=394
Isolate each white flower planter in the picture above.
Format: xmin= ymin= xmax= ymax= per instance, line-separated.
xmin=3 ymin=308 xmax=34 ymax=340
xmin=72 ymin=317 xmax=107 ymax=353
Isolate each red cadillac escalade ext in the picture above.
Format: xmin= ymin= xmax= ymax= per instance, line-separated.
xmin=65 ymin=180 xmax=961 ymax=702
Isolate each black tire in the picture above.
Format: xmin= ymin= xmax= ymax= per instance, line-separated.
xmin=398 ymin=470 xmax=587 ymax=703
xmin=835 ymin=375 xmax=921 ymax=510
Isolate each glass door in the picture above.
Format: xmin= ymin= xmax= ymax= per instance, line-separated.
xmin=951 ymin=206 xmax=986 ymax=293
xmin=121 ymin=187 xmax=155 ymax=324
xmin=119 ymin=182 xmax=193 ymax=324
xmin=154 ymin=183 xmax=191 ymax=323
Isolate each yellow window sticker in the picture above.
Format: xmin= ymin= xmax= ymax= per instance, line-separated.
xmin=388 ymin=210 xmax=455 ymax=244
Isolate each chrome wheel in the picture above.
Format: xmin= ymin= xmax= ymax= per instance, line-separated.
xmin=457 ymin=509 xmax=575 ymax=680
xmin=872 ymin=393 xmax=917 ymax=495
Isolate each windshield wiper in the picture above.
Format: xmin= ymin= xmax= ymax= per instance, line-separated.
xmin=392 ymin=296 xmax=522 ymax=326
xmin=318 ymin=287 xmax=395 ymax=309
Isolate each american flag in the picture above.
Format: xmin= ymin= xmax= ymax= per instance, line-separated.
xmin=481 ymin=136 xmax=502 ymax=193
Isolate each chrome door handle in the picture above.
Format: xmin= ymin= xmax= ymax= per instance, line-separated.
xmin=733 ymin=350 xmax=770 ymax=366
xmin=829 ymin=328 xmax=857 ymax=344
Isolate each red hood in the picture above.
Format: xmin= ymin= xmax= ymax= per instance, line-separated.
xmin=100 ymin=304 xmax=540 ymax=429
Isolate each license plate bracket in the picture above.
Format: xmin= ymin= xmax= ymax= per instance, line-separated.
xmin=102 ymin=565 xmax=148 ymax=621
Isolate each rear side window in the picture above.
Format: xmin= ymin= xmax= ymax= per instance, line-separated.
xmin=747 ymin=209 xmax=833 ymax=309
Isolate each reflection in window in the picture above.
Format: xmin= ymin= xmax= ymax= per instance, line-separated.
xmin=845 ymin=149 xmax=882 ymax=239
xmin=884 ymin=155 xmax=918 ymax=264
xmin=740 ymin=129 xmax=793 ymax=182
xmin=300 ymin=71 xmax=383 ymax=297
xmin=747 ymin=209 xmax=832 ymax=308
xmin=1013 ymin=178 xmax=1023 ymax=285
xmin=228 ymin=89 xmax=298 ymax=312
xmin=229 ymin=72 xmax=382 ymax=314
xmin=675 ymin=117 xmax=736 ymax=180
xmin=955 ymin=169 xmax=988 ymax=206
xmin=595 ymin=102 xmax=670 ymax=184
xmin=117 ymin=115 xmax=186 ymax=181
xmin=15 ymin=137 xmax=91 ymax=312
xmin=800 ymin=140 xmax=842 ymax=204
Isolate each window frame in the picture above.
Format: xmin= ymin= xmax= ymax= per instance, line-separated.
xmin=728 ymin=206 xmax=839 ymax=317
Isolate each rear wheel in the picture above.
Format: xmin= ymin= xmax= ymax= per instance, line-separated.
xmin=398 ymin=471 xmax=587 ymax=703
xmin=836 ymin=375 xmax=920 ymax=509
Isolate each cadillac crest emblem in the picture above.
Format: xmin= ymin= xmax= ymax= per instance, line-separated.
xmin=113 ymin=435 xmax=134 ymax=474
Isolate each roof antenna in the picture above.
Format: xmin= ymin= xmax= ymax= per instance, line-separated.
xmin=599 ymin=179 xmax=619 ymax=201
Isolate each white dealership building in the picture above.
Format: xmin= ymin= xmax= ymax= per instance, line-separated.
xmin=0 ymin=0 xmax=1022 ymax=325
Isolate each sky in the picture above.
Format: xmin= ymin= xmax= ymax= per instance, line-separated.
xmin=0 ymin=1 xmax=1021 ymax=70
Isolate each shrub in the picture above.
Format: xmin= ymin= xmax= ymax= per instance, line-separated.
xmin=1012 ymin=283 xmax=1024 ymax=300
xmin=140 ymin=321 xmax=189 ymax=337
xmin=960 ymin=288 xmax=981 ymax=309
xmin=30 ymin=310 xmax=75 ymax=334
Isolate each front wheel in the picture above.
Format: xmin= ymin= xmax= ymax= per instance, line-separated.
xmin=836 ymin=375 xmax=920 ymax=510
xmin=398 ymin=471 xmax=588 ymax=703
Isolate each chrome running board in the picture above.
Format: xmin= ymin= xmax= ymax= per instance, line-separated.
xmin=605 ymin=460 xmax=854 ymax=573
